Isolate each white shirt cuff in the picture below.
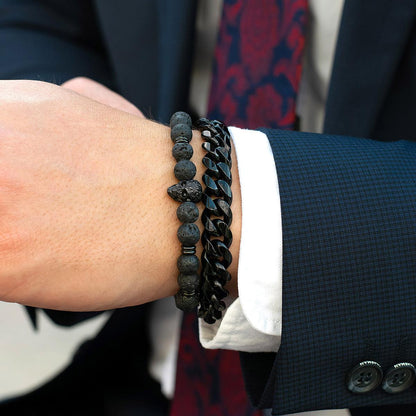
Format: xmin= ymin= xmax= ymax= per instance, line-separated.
xmin=199 ymin=127 xmax=283 ymax=352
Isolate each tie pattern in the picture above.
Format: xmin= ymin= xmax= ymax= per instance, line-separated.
xmin=170 ymin=313 xmax=259 ymax=416
xmin=209 ymin=0 xmax=308 ymax=129
xmin=171 ymin=1 xmax=307 ymax=415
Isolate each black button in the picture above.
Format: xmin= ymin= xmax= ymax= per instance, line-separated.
xmin=347 ymin=361 xmax=383 ymax=393
xmin=382 ymin=363 xmax=416 ymax=393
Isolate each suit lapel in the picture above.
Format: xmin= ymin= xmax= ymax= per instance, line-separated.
xmin=324 ymin=0 xmax=416 ymax=138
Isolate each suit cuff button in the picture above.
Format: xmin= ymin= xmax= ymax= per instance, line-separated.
xmin=346 ymin=361 xmax=383 ymax=393
xmin=382 ymin=362 xmax=416 ymax=393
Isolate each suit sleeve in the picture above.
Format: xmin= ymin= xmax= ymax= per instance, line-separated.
xmin=0 ymin=0 xmax=112 ymax=86
xmin=241 ymin=129 xmax=416 ymax=414
xmin=0 ymin=0 xmax=114 ymax=325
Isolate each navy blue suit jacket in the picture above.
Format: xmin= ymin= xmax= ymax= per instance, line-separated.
xmin=0 ymin=0 xmax=415 ymax=415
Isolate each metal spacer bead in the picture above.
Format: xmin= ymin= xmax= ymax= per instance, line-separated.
xmin=182 ymin=246 xmax=196 ymax=255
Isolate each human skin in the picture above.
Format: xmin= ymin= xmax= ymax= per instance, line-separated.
xmin=0 ymin=79 xmax=241 ymax=311
xmin=61 ymin=77 xmax=144 ymax=117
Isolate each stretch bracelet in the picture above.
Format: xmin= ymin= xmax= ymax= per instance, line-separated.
xmin=167 ymin=112 xmax=202 ymax=312
xmin=196 ymin=118 xmax=233 ymax=324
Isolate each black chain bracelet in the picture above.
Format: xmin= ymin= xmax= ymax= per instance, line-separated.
xmin=167 ymin=112 xmax=202 ymax=312
xmin=195 ymin=118 xmax=233 ymax=324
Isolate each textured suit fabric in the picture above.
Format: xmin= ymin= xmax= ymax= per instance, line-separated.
xmin=324 ymin=0 xmax=416 ymax=140
xmin=243 ymin=129 xmax=416 ymax=414
xmin=0 ymin=0 xmax=416 ymax=415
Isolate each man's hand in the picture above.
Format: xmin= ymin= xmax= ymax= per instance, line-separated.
xmin=0 ymin=80 xmax=241 ymax=311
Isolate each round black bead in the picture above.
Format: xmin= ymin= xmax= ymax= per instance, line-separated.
xmin=170 ymin=111 xmax=192 ymax=128
xmin=172 ymin=142 xmax=193 ymax=161
xmin=177 ymin=273 xmax=200 ymax=291
xmin=177 ymin=202 xmax=199 ymax=223
xmin=177 ymin=223 xmax=200 ymax=245
xmin=171 ymin=123 xmax=192 ymax=143
xmin=177 ymin=255 xmax=200 ymax=274
xmin=174 ymin=160 xmax=196 ymax=181
xmin=174 ymin=290 xmax=199 ymax=311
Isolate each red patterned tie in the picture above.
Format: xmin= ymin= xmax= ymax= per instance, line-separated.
xmin=171 ymin=1 xmax=307 ymax=415
xmin=209 ymin=0 xmax=307 ymax=130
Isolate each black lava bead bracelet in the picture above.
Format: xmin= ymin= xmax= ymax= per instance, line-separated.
xmin=167 ymin=112 xmax=202 ymax=312
xmin=167 ymin=112 xmax=234 ymax=324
